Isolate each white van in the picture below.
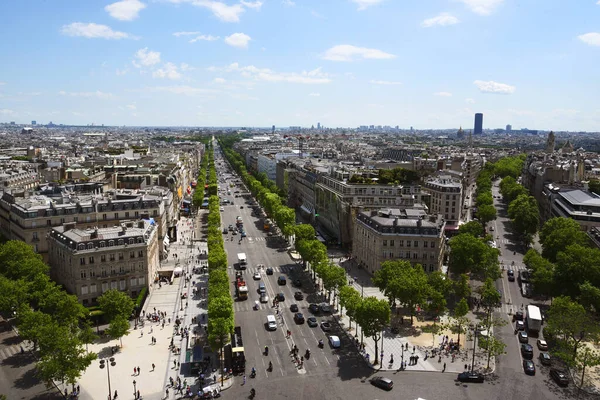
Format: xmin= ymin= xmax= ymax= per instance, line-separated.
xmin=266 ymin=315 xmax=277 ymax=331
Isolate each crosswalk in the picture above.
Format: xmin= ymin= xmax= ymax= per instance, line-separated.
xmin=228 ymin=264 xmax=297 ymax=276
xmin=0 ymin=344 xmax=23 ymax=361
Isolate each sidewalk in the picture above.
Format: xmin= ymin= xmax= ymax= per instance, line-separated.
xmin=321 ymin=253 xmax=493 ymax=375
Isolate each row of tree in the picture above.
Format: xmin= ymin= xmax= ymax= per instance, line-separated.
xmin=498 ymin=173 xmax=540 ymax=244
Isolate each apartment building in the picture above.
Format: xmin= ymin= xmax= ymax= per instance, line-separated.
xmin=353 ymin=209 xmax=446 ymax=275
xmin=47 ymin=220 xmax=159 ymax=305
xmin=423 ymin=174 xmax=463 ymax=224
xmin=0 ymin=188 xmax=171 ymax=261
xmin=545 ymin=186 xmax=600 ymax=231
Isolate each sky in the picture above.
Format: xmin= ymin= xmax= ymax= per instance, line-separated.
xmin=0 ymin=0 xmax=599 ymax=131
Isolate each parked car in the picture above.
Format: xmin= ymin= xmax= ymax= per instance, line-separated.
xmin=539 ymin=352 xmax=551 ymax=366
xmin=253 ymin=271 xmax=261 ymax=280
xmin=507 ymin=270 xmax=515 ymax=281
xmin=370 ymin=376 xmax=393 ymax=391
xmin=320 ymin=321 xmax=332 ymax=332
xmin=523 ymin=360 xmax=536 ymax=375
xmin=309 ymin=304 xmax=320 ymax=313
xmin=537 ymin=339 xmax=548 ymax=351
xmin=518 ymin=331 xmax=529 ymax=343
xmin=294 ymin=291 xmax=304 ymax=300
xmin=328 ymin=335 xmax=341 ymax=348
xmin=290 ymin=304 xmax=299 ymax=312
xmin=515 ymin=320 xmax=525 ymax=331
xmin=320 ymin=303 xmax=331 ymax=313
xmin=307 ymin=317 xmax=318 ymax=327
xmin=521 ymin=344 xmax=534 ymax=360
xmin=550 ymin=369 xmax=569 ymax=387
xmin=457 ymin=372 xmax=485 ymax=383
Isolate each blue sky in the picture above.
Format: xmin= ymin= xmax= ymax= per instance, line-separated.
xmin=0 ymin=0 xmax=599 ymax=130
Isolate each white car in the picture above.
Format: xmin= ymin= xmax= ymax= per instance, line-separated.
xmin=253 ymin=271 xmax=261 ymax=280
xmin=329 ymin=335 xmax=341 ymax=348
xmin=220 ymin=207 xmax=224 ymax=212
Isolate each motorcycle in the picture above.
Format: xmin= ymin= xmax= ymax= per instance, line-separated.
xmin=250 ymin=388 xmax=256 ymax=399
xmin=268 ymin=361 xmax=272 ymax=371
xmin=305 ymin=349 xmax=311 ymax=359
xmin=264 ymin=346 xmax=269 ymax=356
xmin=318 ymin=340 xmax=324 ymax=349
xmin=250 ymin=368 xmax=256 ymax=378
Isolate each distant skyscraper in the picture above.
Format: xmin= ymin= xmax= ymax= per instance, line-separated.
xmin=506 ymin=124 xmax=512 ymax=132
xmin=317 ymin=122 xmax=321 ymax=130
xmin=31 ymin=120 xmax=37 ymax=125
xmin=474 ymin=113 xmax=483 ymax=134
xmin=272 ymin=125 xmax=275 ymax=134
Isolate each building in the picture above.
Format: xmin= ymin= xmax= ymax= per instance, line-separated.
xmin=423 ymin=174 xmax=463 ymax=225
xmin=317 ymin=122 xmax=321 ymax=130
xmin=545 ymin=187 xmax=600 ymax=231
xmin=47 ymin=220 xmax=160 ymax=305
xmin=506 ymin=124 xmax=512 ymax=132
xmin=474 ymin=113 xmax=483 ymax=135
xmin=353 ymin=209 xmax=446 ymax=275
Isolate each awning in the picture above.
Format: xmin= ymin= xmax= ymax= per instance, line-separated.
xmin=164 ymin=236 xmax=170 ymax=247
xmin=300 ymin=204 xmax=312 ymax=214
xmin=232 ymin=346 xmax=244 ymax=353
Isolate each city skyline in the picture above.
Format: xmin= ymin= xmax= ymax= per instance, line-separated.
xmin=0 ymin=0 xmax=599 ymax=130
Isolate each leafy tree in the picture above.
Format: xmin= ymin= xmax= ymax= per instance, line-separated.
xmin=507 ymin=194 xmax=540 ymax=239
xmin=356 ymin=297 xmax=390 ymax=365
xmin=546 ymin=296 xmax=599 ymax=366
xmin=452 ymin=298 xmax=470 ymax=349
xmin=78 ymin=320 xmax=98 ymax=353
xmin=539 ymin=217 xmax=589 ymax=262
xmin=477 ymin=335 xmax=506 ymax=370
xmin=0 ymin=240 xmax=49 ymax=280
xmin=575 ymin=347 xmax=600 ymax=388
xmin=448 ymin=234 xmax=499 ymax=276
xmin=105 ymin=315 xmax=130 ymax=347
xmin=294 ymin=224 xmax=316 ymax=242
xmin=478 ymin=278 xmax=501 ymax=317
xmin=391 ymin=262 xmax=429 ymax=324
xmin=522 ymin=249 xmax=556 ymax=298
xmin=458 ymin=221 xmax=484 ymax=238
xmin=477 ymin=204 xmax=497 ymax=225
xmin=579 ymin=281 xmax=600 ymax=314
xmin=424 ymin=289 xmax=447 ymax=319
xmin=588 ymin=179 xmax=600 ymax=196
xmin=427 ymin=270 xmax=453 ymax=298
xmin=338 ymin=286 xmax=362 ymax=332
xmin=476 ymin=192 xmax=493 ymax=206
xmin=320 ymin=263 xmax=347 ymax=305
xmin=421 ymin=323 xmax=443 ymax=347
xmin=98 ymin=289 xmax=135 ymax=321
xmin=207 ymin=295 xmax=234 ymax=320
xmin=554 ymin=244 xmax=600 ymax=300
xmin=453 ymin=273 xmax=472 ymax=300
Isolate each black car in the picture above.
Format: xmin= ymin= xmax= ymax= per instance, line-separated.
xmin=277 ymin=276 xmax=287 ymax=285
xmin=294 ymin=312 xmax=305 ymax=324
xmin=523 ymin=359 xmax=536 ymax=375
xmin=513 ymin=311 xmax=524 ymax=321
xmin=266 ymin=267 xmax=274 ymax=275
xmin=294 ymin=291 xmax=304 ymax=300
xmin=307 ymin=317 xmax=318 ymax=327
xmin=550 ymin=369 xmax=569 ymax=387
xmin=290 ymin=303 xmax=299 ymax=312
xmin=320 ymin=321 xmax=332 ymax=332
xmin=457 ymin=372 xmax=485 ymax=383
xmin=518 ymin=331 xmax=529 ymax=343
xmin=370 ymin=376 xmax=393 ymax=391
xmin=276 ymin=293 xmax=285 ymax=301
xmin=309 ymin=303 xmax=320 ymax=313
xmin=539 ymin=352 xmax=551 ymax=366
xmin=521 ymin=344 xmax=534 ymax=359
xmin=507 ymin=270 xmax=515 ymax=281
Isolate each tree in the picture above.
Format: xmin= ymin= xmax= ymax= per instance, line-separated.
xmin=454 ymin=273 xmax=472 ymax=300
xmin=78 ymin=320 xmax=98 ymax=353
xmin=458 ymin=221 xmax=484 ymax=238
xmin=320 ymin=263 xmax=347 ymax=306
xmin=579 ymin=281 xmax=600 ymax=314
xmin=338 ymin=286 xmax=362 ymax=332
xmin=294 ymin=224 xmax=316 ymax=242
xmin=448 ymin=234 xmax=499 ymax=275
xmin=477 ymin=335 xmax=506 ymax=370
xmin=0 ymin=240 xmax=49 ymax=280
xmin=476 ymin=192 xmax=493 ymax=206
xmin=356 ymin=297 xmax=390 ymax=365
xmin=427 ymin=270 xmax=453 ymax=298
xmin=373 ymin=260 xmax=404 ymax=305
xmin=522 ymin=249 xmax=556 ymax=298
xmin=477 ymin=204 xmax=497 ymax=225
xmin=424 ymin=289 xmax=447 ymax=320
xmin=98 ymin=289 xmax=135 ymax=322
xmin=539 ymin=217 xmax=589 ymax=262
xmin=452 ymin=298 xmax=470 ymax=350
xmin=507 ymin=194 xmax=540 ymax=239
xmin=105 ymin=315 xmax=130 ymax=347
xmin=478 ymin=278 xmax=501 ymax=318
xmin=389 ymin=262 xmax=429 ymax=324
xmin=554 ymin=244 xmax=600 ymax=300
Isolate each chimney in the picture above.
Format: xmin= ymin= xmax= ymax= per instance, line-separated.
xmin=90 ymin=227 xmax=99 ymax=239
xmin=64 ymin=222 xmax=76 ymax=231
xmin=417 ymin=217 xmax=422 ymax=228
xmin=393 ymin=218 xmax=398 ymax=227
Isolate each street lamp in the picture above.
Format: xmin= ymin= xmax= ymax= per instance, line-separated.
xmin=133 ymin=380 xmax=136 ymax=398
xmin=99 ymin=357 xmax=116 ymax=400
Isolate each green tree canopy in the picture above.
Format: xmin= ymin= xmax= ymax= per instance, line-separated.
xmin=294 ymin=224 xmax=316 ymax=242
xmin=458 ymin=221 xmax=484 ymax=238
xmin=539 ymin=217 xmax=590 ymax=262
xmin=554 ymin=244 xmax=600 ymax=300
xmin=477 ymin=204 xmax=497 ymax=225
xmin=356 ymin=297 xmax=390 ymax=364
xmin=98 ymin=289 xmax=135 ymax=321
xmin=507 ymin=194 xmax=540 ymax=239
xmin=448 ymin=234 xmax=499 ymax=276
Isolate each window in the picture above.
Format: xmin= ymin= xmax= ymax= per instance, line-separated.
xmin=130 ymin=277 xmax=137 ymax=287
xmin=110 ymin=253 xmax=115 ymax=261
xmin=90 ymin=270 xmax=95 ymax=278
xmin=80 ymin=257 xmax=85 ymax=265
xmin=423 ymin=253 xmax=427 ymax=259
xmin=129 ymin=238 xmax=134 ymax=245
xmin=413 ymin=253 xmax=418 ymax=259
xmin=88 ymin=256 xmax=94 ymax=264
xmin=81 ymin=285 xmax=88 ymax=295
xmin=100 ymin=241 xmax=106 ymax=248
xmin=103 ymin=214 xmax=107 ymax=220
xmin=118 ymin=239 xmax=124 ymax=246
xmin=114 ymin=213 xmax=119 ymax=219
xmin=135 ymin=211 xmax=139 ymax=218
xmin=389 ymin=252 xmax=394 ymax=258
xmin=138 ymin=250 xmax=143 ymax=258
xmin=413 ymin=241 xmax=418 ymax=248
xmin=139 ymin=263 xmax=144 ymax=271
xmin=429 ymin=265 xmax=435 ymax=272
xmin=118 ymin=252 xmax=124 ymax=260
xmin=110 ymin=281 xmax=117 ymax=290
xmin=398 ymin=240 xmax=404 ymax=247
xmin=87 ymin=243 xmax=93 ymax=250
xmin=109 ymin=240 xmax=114 ymax=247
xmin=47 ymin=219 xmax=52 ymax=226
xmin=383 ymin=240 xmax=387 ymax=247
xmin=390 ymin=240 xmax=395 ymax=247
xmin=81 ymin=270 xmax=87 ymax=279
xmin=430 ymin=241 xmax=435 ymax=248
xmin=139 ymin=276 xmax=146 ymax=285
xmin=90 ymin=284 xmax=97 ymax=293
xmin=125 ymin=212 xmax=130 ymax=218
xmin=78 ymin=244 xmax=85 ymax=250
xmin=423 ymin=241 xmax=428 ymax=248
xmin=406 ymin=241 xmax=411 ymax=247
xmin=32 ymin=232 xmax=38 ymax=240
xmin=130 ymin=251 xmax=135 ymax=259
xmin=405 ymin=251 xmax=410 ymax=259
xmin=102 ymin=282 xmax=109 ymax=292
xmin=119 ymin=265 xmax=125 ymax=273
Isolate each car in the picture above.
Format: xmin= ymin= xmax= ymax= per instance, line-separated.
xmin=253 ymin=271 xmax=261 ymax=280
xmin=260 ymin=294 xmax=269 ymax=303
xmin=266 ymin=267 xmax=274 ymax=275
xmin=523 ymin=360 xmax=536 ymax=375
xmin=320 ymin=303 xmax=331 ymax=313
xmin=307 ymin=317 xmax=318 ymax=327
xmin=294 ymin=291 xmax=304 ymax=301
xmin=232 ymin=230 xmax=237 ymax=235
xmin=222 ymin=228 xmax=228 ymax=234
xmin=507 ymin=270 xmax=515 ymax=281
xmin=521 ymin=344 xmax=534 ymax=359
xmin=293 ymin=279 xmax=302 ymax=287
xmin=518 ymin=331 xmax=529 ymax=343
xmin=537 ymin=339 xmax=548 ymax=351
xmin=267 ymin=232 xmax=273 ymax=236
xmin=220 ymin=207 xmax=224 ymax=212
xmin=309 ymin=303 xmax=320 ymax=313
xmin=550 ymin=369 xmax=569 ymax=387
xmin=290 ymin=304 xmax=299 ymax=312
xmin=228 ymin=225 xmax=234 ymax=231
xmin=457 ymin=372 xmax=485 ymax=383
xmin=519 ymin=270 xmax=530 ymax=283
xmin=328 ymin=335 xmax=341 ymax=348
xmin=277 ymin=276 xmax=287 ymax=285
xmin=241 ymin=231 xmax=247 ymax=238
xmin=276 ymin=293 xmax=285 ymax=301
xmin=369 ymin=376 xmax=393 ymax=391
xmin=515 ymin=320 xmax=525 ymax=331
xmin=320 ymin=321 xmax=332 ymax=332
xmin=294 ymin=313 xmax=305 ymax=324
xmin=490 ymin=226 xmax=494 ymax=231
xmin=539 ymin=352 xmax=551 ymax=366
xmin=513 ymin=311 xmax=524 ymax=321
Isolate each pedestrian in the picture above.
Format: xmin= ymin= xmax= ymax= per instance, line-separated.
xmin=77 ymin=385 xmax=80 ymax=393
xmin=138 ymin=366 xmax=141 ymax=375
xmin=137 ymin=390 xmax=140 ymax=399
xmin=390 ymin=354 xmax=394 ymax=364
xmin=134 ymin=367 xmax=137 ymax=375
xmin=177 ymin=361 xmax=180 ymax=368
xmin=243 ymin=375 xmax=246 ymax=385
xmin=173 ymin=360 xmax=177 ymax=368
xmin=412 ymin=346 xmax=415 ymax=353
xmin=166 ymin=388 xmax=169 ymax=397
xmin=443 ymin=362 xmax=446 ymax=373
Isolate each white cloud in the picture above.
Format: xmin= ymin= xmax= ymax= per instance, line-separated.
xmin=213 ymin=63 xmax=332 ymax=84
xmin=214 ymin=78 xmax=227 ymax=83
xmin=460 ymin=0 xmax=504 ymax=16
xmin=578 ymin=32 xmax=600 ymax=47
xmin=180 ymin=63 xmax=193 ymax=71
xmin=309 ymin=93 xmax=320 ymax=96
xmin=465 ymin=98 xmax=475 ymax=103
xmin=323 ymin=45 xmax=395 ymax=61
xmin=434 ymin=91 xmax=453 ymax=97
xmin=421 ymin=13 xmax=460 ymax=27
xmin=152 ymin=63 xmax=182 ymax=80
xmin=473 ymin=80 xmax=515 ymax=94
xmin=133 ymin=48 xmax=161 ymax=67
xmin=370 ymin=79 xmax=402 ymax=85
xmin=190 ymin=34 xmax=220 ymax=43
xmin=225 ymin=33 xmax=251 ymax=48
xmin=230 ymin=93 xmax=259 ymax=101
xmin=173 ymin=31 xmax=200 ymax=36
xmin=240 ymin=1 xmax=262 ymax=9
xmin=0 ymin=109 xmax=15 ymax=115
xmin=282 ymin=0 xmax=295 ymax=6
xmin=126 ymin=103 xmax=137 ymax=110
xmin=350 ymin=0 xmax=384 ymax=11
xmin=61 ymin=22 xmax=135 ymax=40
xmin=105 ymin=0 xmax=146 ymax=21
xmin=169 ymin=0 xmax=245 ymax=22
xmin=145 ymin=85 xmax=219 ymax=96
xmin=58 ymin=90 xmax=115 ymax=99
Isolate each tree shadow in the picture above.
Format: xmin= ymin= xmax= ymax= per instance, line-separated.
xmin=13 ymin=365 xmax=43 ymax=390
